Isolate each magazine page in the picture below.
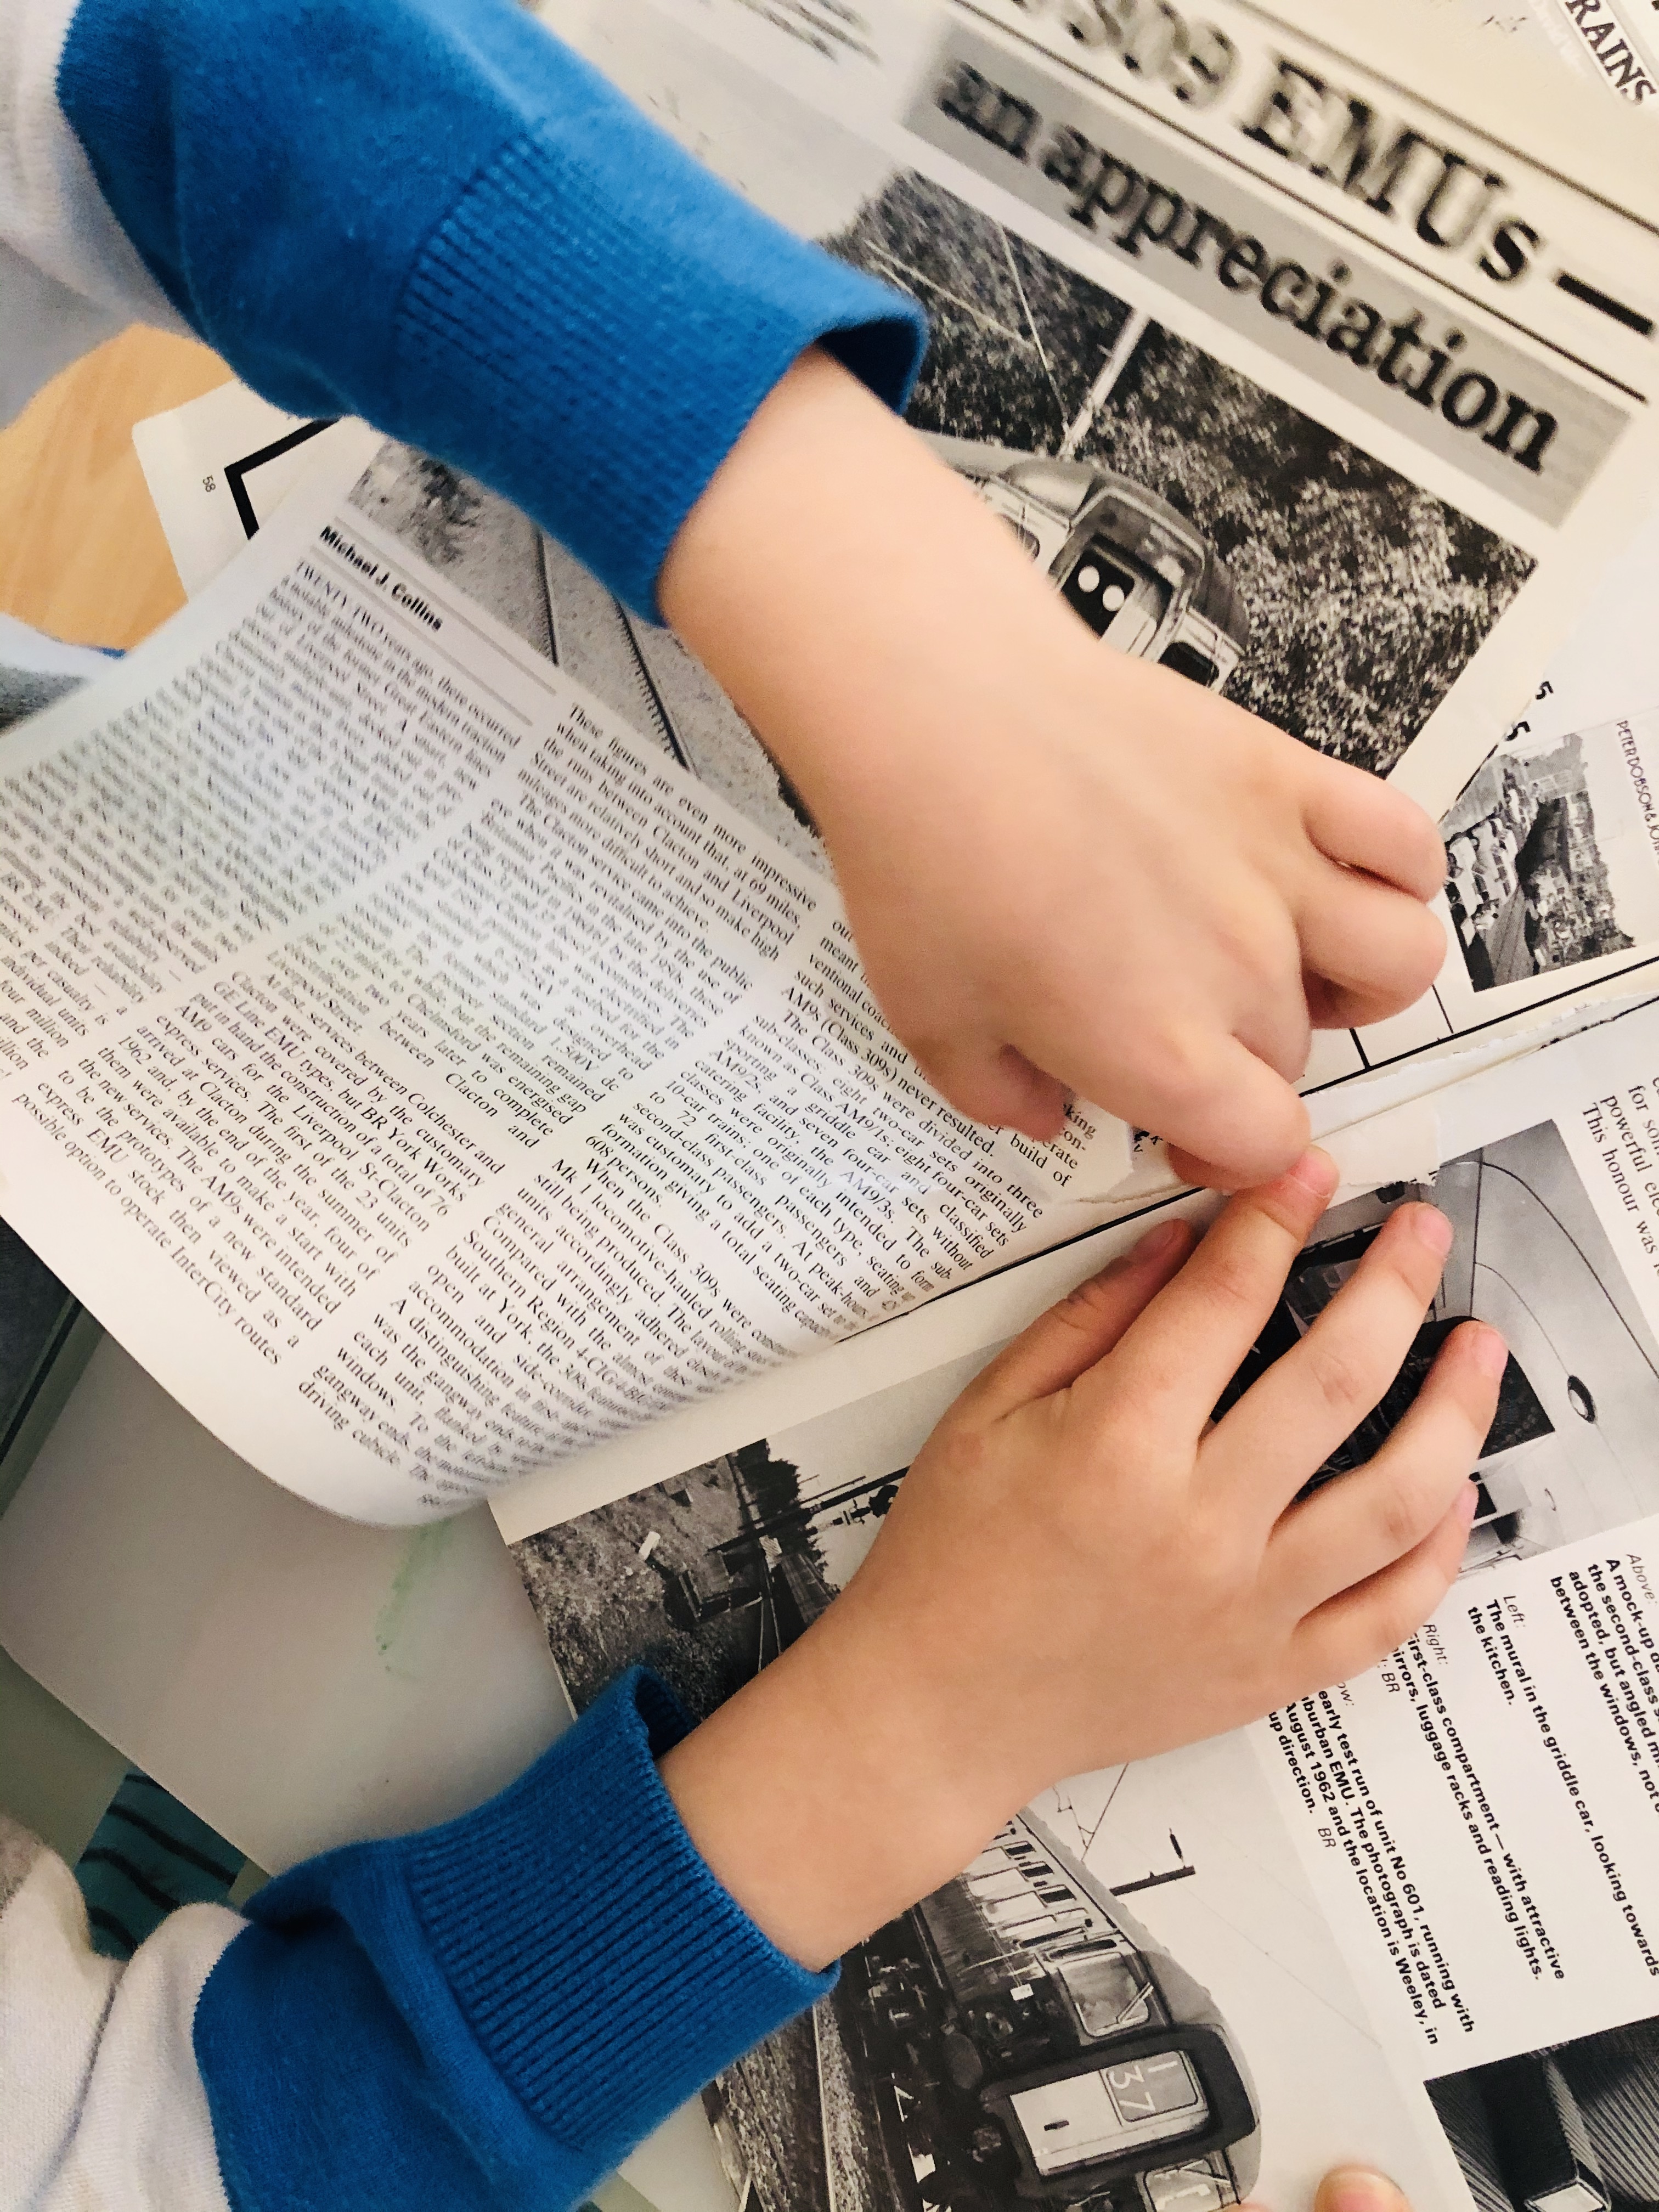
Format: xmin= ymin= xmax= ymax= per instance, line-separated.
xmin=130 ymin=380 xmax=355 ymax=598
xmin=133 ymin=377 xmax=1659 ymax=1116
xmin=0 ymin=430 xmax=1159 ymax=1522
xmin=505 ymin=994 xmax=1659 ymax=2212
xmin=1305 ymin=698 xmax=1659 ymax=1088
xmin=512 ymin=1412 xmax=1457 ymax=2212
xmin=1430 ymin=0 xmax=1594 ymax=74
xmin=1527 ymin=0 xmax=1659 ymax=102
xmin=565 ymin=0 xmax=1659 ymax=832
xmin=1254 ymin=1000 xmax=1659 ymax=2212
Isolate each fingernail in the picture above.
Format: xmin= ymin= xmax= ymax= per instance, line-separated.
xmin=1285 ymin=1146 xmax=1337 ymax=1198
xmin=1412 ymin=1205 xmax=1453 ymax=1259
xmin=1131 ymin=1218 xmax=1187 ymax=1263
xmin=1470 ymin=1323 xmax=1509 ymax=1379
xmin=1458 ymin=1479 xmax=1480 ymax=1525
xmin=1323 ymin=2169 xmax=1404 ymax=2212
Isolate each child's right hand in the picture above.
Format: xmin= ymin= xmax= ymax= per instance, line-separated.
xmin=662 ymin=350 xmax=1447 ymax=1190
xmin=659 ymin=1149 xmax=1502 ymax=1970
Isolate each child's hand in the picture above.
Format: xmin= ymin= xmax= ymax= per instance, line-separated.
xmin=1250 ymin=2171 xmax=1409 ymax=2212
xmin=659 ymin=1150 xmax=1501 ymax=1968
xmin=662 ymin=351 xmax=1446 ymax=1188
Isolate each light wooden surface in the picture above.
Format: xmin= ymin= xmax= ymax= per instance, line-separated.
xmin=0 ymin=326 xmax=230 ymax=651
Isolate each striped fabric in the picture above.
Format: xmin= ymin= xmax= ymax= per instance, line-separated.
xmin=75 ymin=1770 xmax=244 ymax=1959
xmin=1558 ymin=2018 xmax=1659 ymax=2203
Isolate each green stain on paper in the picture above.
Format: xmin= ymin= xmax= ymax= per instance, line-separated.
xmin=374 ymin=1520 xmax=455 ymax=1667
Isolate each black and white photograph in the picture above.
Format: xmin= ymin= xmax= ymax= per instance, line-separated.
xmin=822 ymin=170 xmax=1533 ymax=778
xmin=346 ymin=140 xmax=1536 ymax=871
xmin=1442 ymin=715 xmax=1659 ymax=992
xmin=507 ymin=1114 xmax=1659 ymax=2212
xmin=510 ymin=1359 xmax=1447 ymax=2212
xmin=1427 ymin=2012 xmax=1659 ymax=2212
xmin=1217 ymin=1120 xmax=1659 ymax=1571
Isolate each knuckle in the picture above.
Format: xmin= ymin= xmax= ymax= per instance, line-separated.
xmin=1402 ymin=910 xmax=1448 ymax=988
xmin=1300 ymin=1332 xmax=1376 ymax=1421
xmin=1144 ymin=1026 xmax=1217 ymax=1119
xmin=1184 ymin=1521 xmax=1248 ymax=1599
xmin=1200 ymin=1244 xmax=1271 ymax=1320
xmin=1370 ymin=1472 xmax=1431 ymax=1561
xmin=1376 ymin=1576 xmax=1436 ymax=1656
xmin=1059 ymin=1270 xmax=1126 ymax=1329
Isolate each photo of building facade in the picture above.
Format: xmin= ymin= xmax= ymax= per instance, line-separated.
xmin=1443 ymin=735 xmax=1634 ymax=991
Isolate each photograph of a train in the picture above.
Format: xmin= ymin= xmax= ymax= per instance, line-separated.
xmin=516 ymin=1442 xmax=1277 ymax=2212
xmin=927 ymin=441 xmax=1250 ymax=695
xmin=1217 ymin=1118 xmax=1659 ymax=1571
xmin=343 ymin=143 xmax=1532 ymax=865
xmin=509 ymin=1100 xmax=1659 ymax=2211
xmin=1427 ymin=2012 xmax=1659 ymax=2212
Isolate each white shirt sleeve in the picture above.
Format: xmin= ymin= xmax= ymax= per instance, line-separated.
xmin=0 ymin=1815 xmax=239 ymax=2211
xmin=0 ymin=0 xmax=188 ymax=426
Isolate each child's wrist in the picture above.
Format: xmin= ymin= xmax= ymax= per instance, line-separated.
xmin=658 ymin=1604 xmax=1022 ymax=1972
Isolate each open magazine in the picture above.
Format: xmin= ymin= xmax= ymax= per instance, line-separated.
xmin=499 ymin=992 xmax=1659 ymax=2212
xmin=21 ymin=0 xmax=1636 ymax=1525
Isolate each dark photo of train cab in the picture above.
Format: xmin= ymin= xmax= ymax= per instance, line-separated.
xmin=684 ymin=1537 xmax=1262 ymax=2212
xmin=850 ymin=1799 xmax=1260 ymax=2212
xmin=1427 ymin=2011 xmax=1659 ymax=2212
xmin=1212 ymin=1118 xmax=1659 ymax=1575
xmin=927 ymin=437 xmax=1251 ymax=695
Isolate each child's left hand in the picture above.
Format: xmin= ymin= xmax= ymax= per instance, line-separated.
xmin=659 ymin=1149 xmax=1499 ymax=1970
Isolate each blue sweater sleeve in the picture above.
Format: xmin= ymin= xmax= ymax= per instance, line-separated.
xmin=193 ymin=1669 xmax=832 ymax=2212
xmin=55 ymin=0 xmax=926 ymax=618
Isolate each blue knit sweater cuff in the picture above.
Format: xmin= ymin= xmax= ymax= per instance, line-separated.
xmin=403 ymin=1667 xmax=833 ymax=2152
xmin=398 ymin=128 xmax=925 ymax=619
xmin=196 ymin=1668 xmax=832 ymax=2207
xmin=58 ymin=0 xmax=927 ymax=619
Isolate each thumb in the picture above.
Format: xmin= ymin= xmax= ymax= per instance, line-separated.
xmin=1238 ymin=2170 xmax=1411 ymax=2212
xmin=1315 ymin=2170 xmax=1412 ymax=2212
xmin=961 ymin=1217 xmax=1194 ymax=1420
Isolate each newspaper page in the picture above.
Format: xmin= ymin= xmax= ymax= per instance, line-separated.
xmin=1304 ymin=693 xmax=1659 ymax=1089
xmin=0 ymin=435 xmax=1151 ymax=1524
xmin=1295 ymin=0 xmax=1659 ymax=1088
xmin=140 ymin=382 xmax=1659 ymax=1125
xmin=541 ymin=0 xmax=1659 ymax=1091
xmin=130 ymin=380 xmax=352 ymax=599
xmin=505 ymin=993 xmax=1659 ymax=2212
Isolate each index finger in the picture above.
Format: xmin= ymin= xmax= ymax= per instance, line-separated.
xmin=1083 ymin=1148 xmax=1340 ymax=1431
